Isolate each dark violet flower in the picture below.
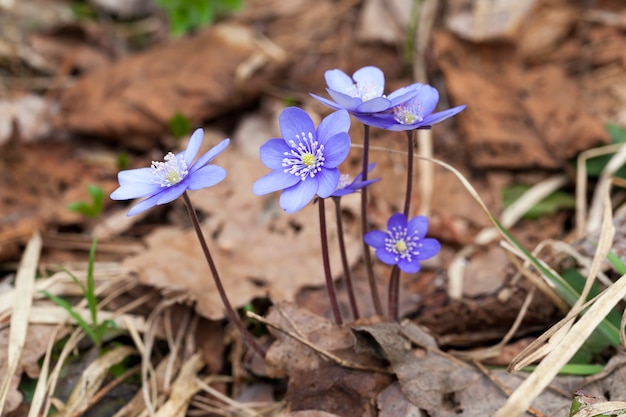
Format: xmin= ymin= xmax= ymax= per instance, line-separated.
xmin=356 ymin=83 xmax=466 ymax=131
xmin=253 ymin=107 xmax=351 ymax=213
xmin=111 ymin=128 xmax=229 ymax=216
xmin=364 ymin=213 xmax=440 ymax=273
xmin=331 ymin=163 xmax=381 ymax=198
xmin=310 ymin=66 xmax=419 ymax=115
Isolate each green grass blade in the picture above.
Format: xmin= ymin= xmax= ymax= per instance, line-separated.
xmin=41 ymin=290 xmax=100 ymax=347
xmin=86 ymin=238 xmax=98 ymax=327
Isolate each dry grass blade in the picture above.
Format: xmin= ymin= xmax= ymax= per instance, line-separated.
xmin=0 ymin=232 xmax=41 ymax=415
xmin=57 ymin=345 xmax=138 ymax=417
xmin=572 ymin=401 xmax=626 ymax=417
xmin=154 ymin=352 xmax=205 ymax=417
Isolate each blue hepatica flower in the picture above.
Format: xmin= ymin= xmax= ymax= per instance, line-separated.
xmin=111 ymin=128 xmax=229 ymax=216
xmin=364 ymin=213 xmax=440 ymax=274
xmin=253 ymin=107 xmax=351 ymax=213
xmin=356 ymin=83 xmax=466 ymax=131
xmin=310 ymin=66 xmax=419 ymax=115
xmin=331 ymin=163 xmax=381 ymax=198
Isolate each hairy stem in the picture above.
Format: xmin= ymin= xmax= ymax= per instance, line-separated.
xmin=182 ymin=192 xmax=266 ymax=357
xmin=360 ymin=124 xmax=383 ymax=316
xmin=318 ymin=198 xmax=343 ymax=325
xmin=333 ymin=197 xmax=360 ymax=320
xmin=387 ymin=266 xmax=401 ymax=322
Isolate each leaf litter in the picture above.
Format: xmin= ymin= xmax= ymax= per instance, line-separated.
xmin=4 ymin=0 xmax=626 ymax=416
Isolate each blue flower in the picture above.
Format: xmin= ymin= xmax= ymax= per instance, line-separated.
xmin=331 ymin=163 xmax=381 ymax=197
xmin=253 ymin=107 xmax=351 ymax=213
xmin=356 ymin=84 xmax=466 ymax=131
xmin=364 ymin=213 xmax=440 ymax=273
xmin=310 ymin=66 xmax=419 ymax=115
xmin=111 ymin=128 xmax=229 ymax=216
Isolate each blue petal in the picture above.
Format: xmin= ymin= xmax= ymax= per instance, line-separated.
xmin=184 ymin=128 xmax=204 ymax=166
xmin=317 ymin=110 xmax=350 ymax=144
xmin=327 ymin=89 xmax=361 ymax=111
xmin=387 ymin=213 xmax=408 ymax=231
xmin=364 ymin=230 xmax=387 ymax=248
xmin=279 ymin=180 xmax=317 ymax=213
xmin=413 ymin=84 xmax=439 ymax=117
xmin=186 ymin=165 xmax=226 ymax=190
xmin=156 ymin=183 xmax=186 ymax=205
xmin=324 ymin=69 xmax=355 ymax=94
xmin=417 ymin=238 xmax=441 ymax=260
xmin=111 ymin=182 xmax=162 ymax=200
xmin=398 ymin=258 xmax=421 ymax=274
xmin=321 ymin=132 xmax=350 ymax=168
xmin=387 ymin=83 xmax=423 ymax=101
xmin=309 ymin=93 xmax=342 ymax=111
xmin=279 ymin=107 xmax=316 ymax=144
xmin=127 ymin=193 xmax=161 ymax=216
xmin=253 ymin=170 xmax=299 ymax=195
xmin=352 ymin=66 xmax=385 ymax=91
xmin=407 ymin=215 xmax=429 ymax=239
xmin=353 ymin=113 xmax=395 ymax=129
xmin=118 ymin=167 xmax=154 ymax=185
xmin=421 ymin=105 xmax=466 ymax=126
xmin=316 ymin=168 xmax=340 ymax=198
xmin=259 ymin=138 xmax=290 ymax=170
xmin=189 ymin=138 xmax=230 ymax=173
xmin=375 ymin=247 xmax=397 ymax=265
xmin=355 ymin=97 xmax=392 ymax=113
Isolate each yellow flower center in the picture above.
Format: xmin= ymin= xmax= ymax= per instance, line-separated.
xmin=301 ymin=152 xmax=316 ymax=167
xmin=395 ymin=239 xmax=408 ymax=253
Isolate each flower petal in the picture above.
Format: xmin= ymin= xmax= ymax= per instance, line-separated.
xmin=186 ymin=165 xmax=226 ymax=190
xmin=111 ymin=182 xmax=162 ymax=200
xmin=352 ymin=66 xmax=385 ymax=91
xmin=387 ymin=213 xmax=408 ymax=231
xmin=413 ymin=84 xmax=439 ymax=117
xmin=279 ymin=180 xmax=317 ymax=213
xmin=309 ymin=93 xmax=343 ymax=111
xmin=127 ymin=193 xmax=162 ymax=216
xmin=316 ymin=168 xmax=340 ymax=198
xmin=259 ymin=138 xmax=290 ymax=170
xmin=407 ymin=215 xmax=429 ymax=239
xmin=253 ymin=170 xmax=299 ymax=195
xmin=321 ymin=132 xmax=350 ymax=168
xmin=327 ymin=89 xmax=361 ymax=110
xmin=118 ymin=167 xmax=154 ymax=185
xmin=364 ymin=230 xmax=387 ymax=249
xmin=184 ymin=128 xmax=204 ymax=166
xmin=387 ymin=83 xmax=423 ymax=101
xmin=375 ymin=247 xmax=397 ymax=266
xmin=279 ymin=107 xmax=316 ymax=144
xmin=324 ymin=69 xmax=355 ymax=94
xmin=355 ymin=97 xmax=392 ymax=113
xmin=156 ymin=183 xmax=186 ymax=205
xmin=317 ymin=110 xmax=350 ymax=144
xmin=421 ymin=105 xmax=466 ymax=126
xmin=398 ymin=258 xmax=421 ymax=274
xmin=189 ymin=138 xmax=230 ymax=173
xmin=352 ymin=113 xmax=395 ymax=129
xmin=417 ymin=238 xmax=441 ymax=260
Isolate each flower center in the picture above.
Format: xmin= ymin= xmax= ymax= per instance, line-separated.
xmin=348 ymin=80 xmax=384 ymax=102
xmin=385 ymin=225 xmax=421 ymax=263
xmin=393 ymin=100 xmax=424 ymax=125
xmin=282 ymin=132 xmax=325 ymax=181
xmin=151 ymin=152 xmax=189 ymax=187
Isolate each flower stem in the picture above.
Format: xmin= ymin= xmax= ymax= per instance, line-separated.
xmin=360 ymin=124 xmax=383 ymax=316
xmin=181 ymin=192 xmax=266 ymax=357
xmin=318 ymin=198 xmax=343 ymax=325
xmin=403 ymin=130 xmax=415 ymax=218
xmin=333 ymin=197 xmax=360 ymax=320
xmin=388 ymin=266 xmax=400 ymax=322
xmin=387 ymin=131 xmax=416 ymax=322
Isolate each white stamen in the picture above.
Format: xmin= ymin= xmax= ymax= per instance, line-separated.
xmin=393 ymin=100 xmax=424 ymax=125
xmin=151 ymin=152 xmax=188 ymax=187
xmin=348 ymin=80 xmax=384 ymax=102
xmin=384 ymin=225 xmax=422 ymax=263
xmin=336 ymin=174 xmax=351 ymax=190
xmin=282 ymin=132 xmax=325 ymax=181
